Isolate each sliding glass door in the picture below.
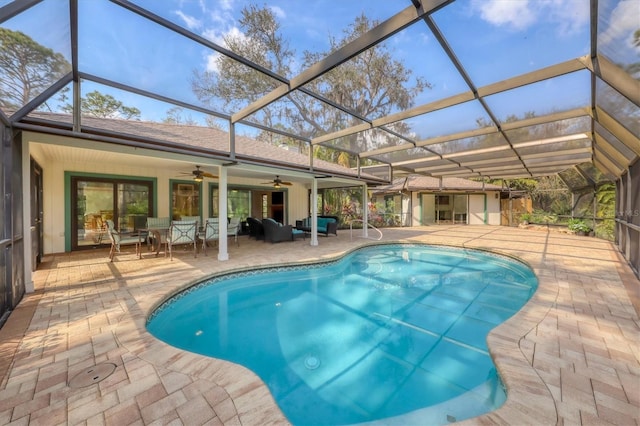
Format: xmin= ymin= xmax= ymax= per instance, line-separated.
xmin=421 ymin=193 xmax=469 ymax=224
xmin=72 ymin=177 xmax=153 ymax=250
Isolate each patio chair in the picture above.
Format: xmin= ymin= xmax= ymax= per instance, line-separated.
xmin=227 ymin=217 xmax=241 ymax=246
xmin=106 ymin=219 xmax=141 ymax=262
xmin=262 ymin=218 xmax=305 ymax=243
xmin=200 ymin=218 xmax=219 ymax=255
xmin=167 ymin=220 xmax=198 ymax=260
xmin=147 ymin=217 xmax=170 ymax=229
xmin=246 ymin=217 xmax=264 ymax=240
xmin=180 ymin=216 xmax=201 ymax=228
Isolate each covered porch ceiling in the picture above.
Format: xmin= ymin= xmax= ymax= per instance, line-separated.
xmin=27 ymin=133 xmax=365 ymax=190
xmin=0 ymin=0 xmax=638 ymax=187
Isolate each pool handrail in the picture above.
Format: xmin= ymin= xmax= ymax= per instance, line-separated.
xmin=348 ymin=219 xmax=383 ymax=241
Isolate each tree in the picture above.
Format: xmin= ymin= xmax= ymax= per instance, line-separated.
xmin=62 ymin=90 xmax=140 ymax=120
xmin=192 ymin=5 xmax=429 ymax=164
xmin=0 ymin=28 xmax=70 ymax=110
xmin=163 ymin=106 xmax=199 ymax=125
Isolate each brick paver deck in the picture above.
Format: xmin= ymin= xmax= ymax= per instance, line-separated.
xmin=0 ymin=226 xmax=638 ymax=425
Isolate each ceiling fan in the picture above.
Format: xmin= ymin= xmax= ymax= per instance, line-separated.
xmin=262 ymin=175 xmax=292 ymax=189
xmin=178 ymin=165 xmax=217 ymax=182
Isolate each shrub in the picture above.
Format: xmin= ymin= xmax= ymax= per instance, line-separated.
xmin=519 ymin=212 xmax=532 ymax=224
xmin=567 ymin=219 xmax=592 ymax=234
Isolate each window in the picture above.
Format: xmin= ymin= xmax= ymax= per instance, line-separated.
xmin=171 ymin=181 xmax=200 ymax=220
xmin=210 ymin=188 xmax=251 ymax=221
xmin=228 ymin=189 xmax=251 ymax=221
xmin=453 ymin=194 xmax=468 ymax=224
xmin=437 ymin=195 xmax=450 ymax=205
xmin=262 ymin=194 xmax=268 ymax=218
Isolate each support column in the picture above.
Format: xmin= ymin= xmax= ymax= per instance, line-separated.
xmin=218 ymin=165 xmax=229 ymax=261
xmin=310 ymin=178 xmax=318 ymax=246
xmin=362 ymin=184 xmax=368 ymax=238
xmin=22 ymin=138 xmax=33 ymax=292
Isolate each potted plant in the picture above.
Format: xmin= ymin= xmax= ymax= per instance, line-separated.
xmin=568 ymin=219 xmax=592 ymax=236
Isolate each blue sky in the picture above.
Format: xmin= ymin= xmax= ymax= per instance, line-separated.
xmin=2 ymin=0 xmax=637 ymax=138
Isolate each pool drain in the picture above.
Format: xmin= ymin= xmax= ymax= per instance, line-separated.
xmin=68 ymin=363 xmax=117 ymax=388
xmin=304 ymin=356 xmax=320 ymax=370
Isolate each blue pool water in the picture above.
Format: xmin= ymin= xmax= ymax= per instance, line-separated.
xmin=147 ymin=244 xmax=538 ymax=425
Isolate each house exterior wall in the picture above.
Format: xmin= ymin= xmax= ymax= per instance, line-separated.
xmin=411 ymin=193 xmax=421 ymax=226
xmin=374 ymin=190 xmax=502 ymax=226
xmin=486 ymin=192 xmax=501 ymax=225
xmin=28 ymin=140 xmax=310 ymax=254
xmin=470 ymin=192 xmax=501 ymax=225
xmin=469 ymin=194 xmax=486 ymax=224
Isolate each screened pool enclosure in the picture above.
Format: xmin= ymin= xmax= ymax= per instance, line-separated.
xmin=0 ymin=0 xmax=638 ymax=322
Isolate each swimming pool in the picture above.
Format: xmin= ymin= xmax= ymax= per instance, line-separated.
xmin=147 ymin=244 xmax=538 ymax=425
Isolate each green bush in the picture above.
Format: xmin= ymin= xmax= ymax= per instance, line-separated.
xmin=567 ymin=219 xmax=592 ymax=233
xmin=519 ymin=212 xmax=532 ymax=223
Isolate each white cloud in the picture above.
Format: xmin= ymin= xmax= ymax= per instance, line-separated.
xmin=539 ymin=0 xmax=590 ymax=35
xmin=269 ymin=5 xmax=286 ymax=20
xmin=225 ymin=26 xmax=249 ymax=45
xmin=472 ymin=0 xmax=590 ymax=34
xmin=472 ymin=0 xmax=537 ymax=30
xmin=205 ymin=52 xmax=221 ymax=73
xmin=599 ymin=0 xmax=640 ymax=50
xmin=202 ymin=26 xmax=249 ymax=72
xmin=202 ymin=28 xmax=224 ymax=45
xmin=174 ymin=10 xmax=202 ymax=31
xmin=218 ymin=0 xmax=234 ymax=11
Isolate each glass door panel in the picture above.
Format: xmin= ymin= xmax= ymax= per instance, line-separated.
xmin=76 ymin=181 xmax=113 ymax=248
xmin=453 ymin=194 xmax=468 ymax=224
xmin=421 ymin=194 xmax=436 ymax=225
xmin=436 ymin=194 xmax=452 ymax=222
xmin=118 ymin=183 xmax=151 ymax=232
xmin=72 ymin=177 xmax=153 ymax=250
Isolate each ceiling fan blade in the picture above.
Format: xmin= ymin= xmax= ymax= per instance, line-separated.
xmin=201 ymin=172 xmax=218 ymax=178
xmin=281 ymin=181 xmax=293 ymax=185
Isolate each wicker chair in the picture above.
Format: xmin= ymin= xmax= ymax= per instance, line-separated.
xmin=246 ymin=217 xmax=264 ymax=240
xmin=262 ymin=218 xmax=304 ymax=243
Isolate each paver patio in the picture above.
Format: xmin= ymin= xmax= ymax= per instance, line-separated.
xmin=0 ymin=225 xmax=638 ymax=425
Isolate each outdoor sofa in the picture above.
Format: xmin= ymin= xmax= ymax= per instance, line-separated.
xmin=296 ymin=215 xmax=338 ymax=236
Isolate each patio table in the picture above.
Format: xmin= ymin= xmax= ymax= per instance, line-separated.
xmin=140 ymin=227 xmax=169 ymax=257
